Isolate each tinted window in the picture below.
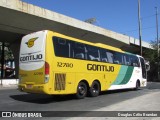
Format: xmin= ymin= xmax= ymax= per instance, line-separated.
xmin=106 ymin=51 xmax=114 ymax=63
xmin=53 ymin=37 xmax=71 ymax=58
xmin=101 ymin=49 xmax=108 ymax=62
xmin=130 ymin=56 xmax=140 ymax=67
xmin=101 ymin=49 xmax=114 ymax=63
xmin=114 ymin=52 xmax=123 ymax=64
xmin=73 ymin=42 xmax=86 ymax=59
xmin=53 ymin=37 xmax=140 ymax=67
xmin=124 ymin=55 xmax=131 ymax=66
xmin=87 ymin=45 xmax=100 ymax=61
xmin=140 ymin=57 xmax=146 ymax=78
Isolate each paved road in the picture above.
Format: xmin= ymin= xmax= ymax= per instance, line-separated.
xmin=0 ymin=82 xmax=159 ymax=120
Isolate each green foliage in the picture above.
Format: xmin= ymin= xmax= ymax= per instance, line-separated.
xmin=144 ymin=40 xmax=160 ymax=81
xmin=4 ymin=49 xmax=14 ymax=61
xmin=0 ymin=44 xmax=14 ymax=61
xmin=144 ymin=40 xmax=159 ymax=62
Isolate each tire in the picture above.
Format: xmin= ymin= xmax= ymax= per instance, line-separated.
xmin=135 ymin=81 xmax=140 ymax=90
xmin=89 ymin=81 xmax=100 ymax=97
xmin=75 ymin=82 xmax=87 ymax=99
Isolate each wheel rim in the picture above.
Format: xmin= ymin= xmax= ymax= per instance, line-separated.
xmin=92 ymin=84 xmax=99 ymax=94
xmin=78 ymin=85 xmax=86 ymax=95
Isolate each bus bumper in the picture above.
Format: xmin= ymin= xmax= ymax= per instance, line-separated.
xmin=18 ymin=84 xmax=51 ymax=94
xmin=141 ymin=79 xmax=147 ymax=87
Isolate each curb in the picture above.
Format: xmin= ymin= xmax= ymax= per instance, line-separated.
xmin=0 ymin=85 xmax=18 ymax=90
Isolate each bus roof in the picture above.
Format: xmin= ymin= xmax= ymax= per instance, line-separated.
xmin=48 ymin=30 xmax=124 ymax=53
xmin=95 ymin=43 xmax=123 ymax=52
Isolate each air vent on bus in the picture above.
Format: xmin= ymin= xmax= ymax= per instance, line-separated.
xmin=54 ymin=73 xmax=66 ymax=91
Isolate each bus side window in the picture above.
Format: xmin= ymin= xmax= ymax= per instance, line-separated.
xmin=87 ymin=45 xmax=100 ymax=61
xmin=73 ymin=42 xmax=86 ymax=59
xmin=130 ymin=56 xmax=140 ymax=67
xmin=135 ymin=57 xmax=140 ymax=67
xmin=101 ymin=49 xmax=108 ymax=62
xmin=114 ymin=52 xmax=123 ymax=64
xmin=124 ymin=55 xmax=131 ymax=66
xmin=106 ymin=51 xmax=114 ymax=63
xmin=53 ymin=37 xmax=71 ymax=58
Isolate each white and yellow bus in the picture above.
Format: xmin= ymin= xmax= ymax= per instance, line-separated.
xmin=18 ymin=30 xmax=149 ymax=99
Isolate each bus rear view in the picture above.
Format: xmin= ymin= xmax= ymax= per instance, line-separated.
xmin=18 ymin=30 xmax=50 ymax=94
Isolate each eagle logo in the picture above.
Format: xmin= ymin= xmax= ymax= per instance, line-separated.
xmin=25 ymin=37 xmax=38 ymax=48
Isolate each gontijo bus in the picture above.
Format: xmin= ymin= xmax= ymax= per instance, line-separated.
xmin=18 ymin=30 xmax=149 ymax=99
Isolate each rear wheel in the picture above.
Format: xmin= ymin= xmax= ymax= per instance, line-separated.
xmin=89 ymin=81 xmax=100 ymax=97
xmin=75 ymin=82 xmax=87 ymax=99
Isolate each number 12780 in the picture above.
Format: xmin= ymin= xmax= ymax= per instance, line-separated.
xmin=57 ymin=62 xmax=73 ymax=68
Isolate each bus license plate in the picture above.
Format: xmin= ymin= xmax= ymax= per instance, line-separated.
xmin=27 ymin=84 xmax=32 ymax=89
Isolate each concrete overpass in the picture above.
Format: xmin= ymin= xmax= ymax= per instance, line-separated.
xmin=0 ymin=0 xmax=152 ymax=81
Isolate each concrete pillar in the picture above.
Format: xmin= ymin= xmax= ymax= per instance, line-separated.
xmin=10 ymin=40 xmax=21 ymax=79
xmin=1 ymin=42 xmax=5 ymax=80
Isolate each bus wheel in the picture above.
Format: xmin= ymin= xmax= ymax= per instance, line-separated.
xmin=75 ymin=82 xmax=87 ymax=99
xmin=89 ymin=81 xmax=100 ymax=97
xmin=135 ymin=80 xmax=140 ymax=90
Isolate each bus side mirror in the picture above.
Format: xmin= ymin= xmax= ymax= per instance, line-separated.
xmin=145 ymin=60 xmax=150 ymax=71
xmin=146 ymin=64 xmax=150 ymax=71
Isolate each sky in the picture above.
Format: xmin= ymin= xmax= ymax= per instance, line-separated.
xmin=22 ymin=0 xmax=160 ymax=43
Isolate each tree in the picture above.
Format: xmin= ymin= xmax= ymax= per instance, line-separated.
xmin=143 ymin=40 xmax=160 ymax=81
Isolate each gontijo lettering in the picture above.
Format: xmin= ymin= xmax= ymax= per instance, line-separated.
xmin=87 ymin=64 xmax=114 ymax=72
xmin=20 ymin=54 xmax=43 ymax=62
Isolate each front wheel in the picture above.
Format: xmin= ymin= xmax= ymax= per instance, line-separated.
xmin=89 ymin=81 xmax=100 ymax=97
xmin=75 ymin=82 xmax=87 ymax=99
xmin=135 ymin=81 xmax=140 ymax=90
